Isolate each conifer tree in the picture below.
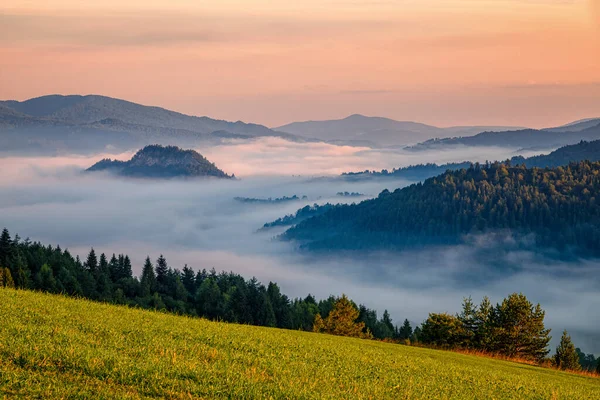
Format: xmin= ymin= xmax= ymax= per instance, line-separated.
xmin=494 ymin=293 xmax=551 ymax=362
xmin=554 ymin=330 xmax=581 ymax=371
xmin=140 ymin=256 xmax=157 ymax=296
xmin=319 ymin=295 xmax=372 ymax=339
xmin=85 ymin=248 xmax=98 ymax=274
xmin=108 ymin=254 xmax=119 ymax=282
xmin=0 ymin=267 xmax=15 ymax=288
xmin=35 ymin=264 xmax=57 ymax=292
xmin=155 ymin=254 xmax=168 ymax=292
xmin=399 ymin=319 xmax=413 ymax=340
xmin=122 ymin=255 xmax=133 ymax=279
xmin=0 ymin=228 xmax=12 ymax=268
xmin=382 ymin=310 xmax=394 ymax=334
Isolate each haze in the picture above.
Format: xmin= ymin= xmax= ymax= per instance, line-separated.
xmin=1 ymin=0 xmax=599 ymax=128
xmin=1 ymin=142 xmax=598 ymax=354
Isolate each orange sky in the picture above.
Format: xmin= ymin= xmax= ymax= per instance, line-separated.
xmin=1 ymin=0 xmax=599 ymax=127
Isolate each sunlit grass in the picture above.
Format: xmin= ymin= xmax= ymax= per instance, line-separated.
xmin=1 ymin=288 xmax=599 ymax=399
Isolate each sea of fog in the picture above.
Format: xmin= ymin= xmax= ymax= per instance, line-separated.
xmin=0 ymin=137 xmax=598 ymax=354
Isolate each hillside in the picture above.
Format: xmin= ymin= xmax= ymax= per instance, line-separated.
xmin=1 ymin=289 xmax=598 ymax=399
xmin=0 ymin=95 xmax=302 ymax=155
xmin=342 ymin=139 xmax=600 ymax=183
xmin=284 ymin=161 xmax=600 ymax=256
xmin=87 ymin=145 xmax=232 ymax=178
xmin=409 ymin=122 xmax=600 ymax=151
xmin=275 ymin=114 xmax=522 ymax=147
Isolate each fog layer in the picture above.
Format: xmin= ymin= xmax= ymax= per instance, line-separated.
xmin=0 ymin=139 xmax=597 ymax=354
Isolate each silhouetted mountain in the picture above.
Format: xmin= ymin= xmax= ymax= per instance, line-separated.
xmin=87 ymin=145 xmax=233 ymax=179
xmin=0 ymin=95 xmax=304 ymax=155
xmin=275 ymin=114 xmax=523 ymax=147
xmin=409 ymin=121 xmax=600 ymax=151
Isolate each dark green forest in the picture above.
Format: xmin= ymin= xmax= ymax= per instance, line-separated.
xmin=0 ymin=227 xmax=597 ymax=371
xmin=0 ymin=227 xmax=399 ymax=338
xmin=284 ymin=161 xmax=600 ymax=256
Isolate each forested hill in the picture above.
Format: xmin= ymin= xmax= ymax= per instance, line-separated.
xmin=87 ymin=145 xmax=233 ymax=179
xmin=342 ymin=139 xmax=600 ymax=182
xmin=283 ymin=161 xmax=600 ymax=256
xmin=512 ymin=140 xmax=600 ymax=168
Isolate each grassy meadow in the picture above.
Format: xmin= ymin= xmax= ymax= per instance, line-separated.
xmin=1 ymin=288 xmax=599 ymax=399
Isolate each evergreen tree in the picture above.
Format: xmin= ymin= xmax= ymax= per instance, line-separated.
xmin=122 ymin=256 xmax=133 ymax=279
xmin=181 ymin=265 xmax=196 ymax=296
xmin=35 ymin=264 xmax=57 ymax=293
xmin=155 ymin=254 xmax=169 ymax=293
xmin=85 ymin=248 xmax=98 ymax=274
xmin=398 ymin=319 xmax=413 ymax=340
xmin=140 ymin=256 xmax=157 ymax=296
xmin=420 ymin=313 xmax=466 ymax=348
xmin=108 ymin=254 xmax=119 ymax=282
xmin=382 ymin=310 xmax=394 ymax=334
xmin=458 ymin=296 xmax=477 ymax=347
xmin=0 ymin=228 xmax=12 ymax=268
xmin=554 ymin=330 xmax=581 ymax=371
xmin=0 ymin=267 xmax=15 ymax=288
xmin=316 ymin=295 xmax=372 ymax=339
xmin=493 ymin=293 xmax=551 ymax=362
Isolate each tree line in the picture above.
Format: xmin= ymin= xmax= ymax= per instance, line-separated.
xmin=0 ymin=227 xmax=597 ymax=373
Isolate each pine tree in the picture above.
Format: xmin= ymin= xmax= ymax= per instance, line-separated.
xmin=155 ymin=254 xmax=168 ymax=293
xmin=122 ymin=255 xmax=133 ymax=279
xmin=494 ymin=293 xmax=551 ymax=362
xmin=140 ymin=256 xmax=157 ymax=296
xmin=382 ymin=310 xmax=394 ymax=334
xmin=597 ymin=359 xmax=600 ymax=375
xmin=108 ymin=254 xmax=119 ymax=282
xmin=319 ymin=295 xmax=372 ymax=339
xmin=458 ymin=296 xmax=477 ymax=347
xmin=0 ymin=267 xmax=15 ymax=288
xmin=181 ymin=265 xmax=196 ymax=297
xmin=35 ymin=264 xmax=57 ymax=292
xmin=313 ymin=313 xmax=325 ymax=333
xmin=399 ymin=319 xmax=413 ymax=340
xmin=85 ymin=248 xmax=98 ymax=274
xmin=554 ymin=330 xmax=581 ymax=371
xmin=0 ymin=228 xmax=12 ymax=268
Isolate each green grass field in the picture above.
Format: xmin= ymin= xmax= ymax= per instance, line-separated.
xmin=1 ymin=289 xmax=599 ymax=399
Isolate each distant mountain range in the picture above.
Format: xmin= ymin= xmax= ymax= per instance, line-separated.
xmin=408 ymin=119 xmax=600 ymax=151
xmin=341 ymin=139 xmax=600 ymax=183
xmin=86 ymin=145 xmax=233 ymax=179
xmin=275 ymin=114 xmax=524 ymax=147
xmin=0 ymin=95 xmax=303 ymax=155
xmin=1 ymin=94 xmax=598 ymax=155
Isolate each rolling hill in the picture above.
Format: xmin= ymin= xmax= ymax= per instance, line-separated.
xmin=0 ymin=95 xmax=303 ymax=155
xmin=409 ymin=121 xmax=600 ymax=151
xmin=284 ymin=161 xmax=600 ymax=256
xmin=1 ymin=288 xmax=598 ymax=399
xmin=275 ymin=114 xmax=523 ymax=147
xmin=87 ymin=144 xmax=233 ymax=178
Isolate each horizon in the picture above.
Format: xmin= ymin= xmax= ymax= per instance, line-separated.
xmin=3 ymin=92 xmax=598 ymax=130
xmin=2 ymin=0 xmax=599 ymax=128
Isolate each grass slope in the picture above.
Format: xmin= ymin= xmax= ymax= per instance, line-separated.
xmin=1 ymin=289 xmax=598 ymax=399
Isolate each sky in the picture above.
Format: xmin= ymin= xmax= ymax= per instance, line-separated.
xmin=1 ymin=0 xmax=599 ymax=127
